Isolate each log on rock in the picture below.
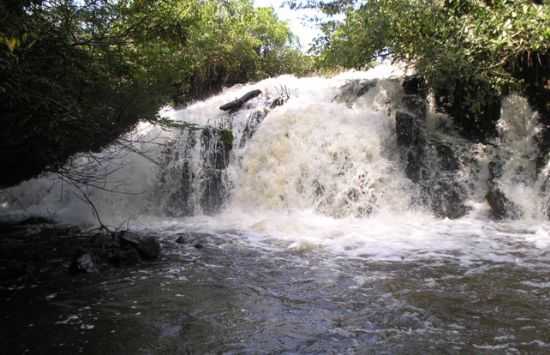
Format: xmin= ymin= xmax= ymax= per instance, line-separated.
xmin=219 ymin=89 xmax=262 ymax=112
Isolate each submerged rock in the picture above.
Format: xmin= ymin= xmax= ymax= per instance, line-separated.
xmin=175 ymin=236 xmax=186 ymax=244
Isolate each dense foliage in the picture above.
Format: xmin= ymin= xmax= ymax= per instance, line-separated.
xmin=0 ymin=0 xmax=311 ymax=187
xmin=294 ymin=0 xmax=549 ymax=141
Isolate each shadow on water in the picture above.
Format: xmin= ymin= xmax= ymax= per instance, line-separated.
xmin=2 ymin=228 xmax=550 ymax=354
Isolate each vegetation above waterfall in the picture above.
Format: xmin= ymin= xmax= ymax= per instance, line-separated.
xmin=292 ymin=0 xmax=549 ymax=140
xmin=0 ymin=0 xmax=311 ymax=187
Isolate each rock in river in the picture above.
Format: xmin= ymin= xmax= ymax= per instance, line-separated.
xmin=119 ymin=232 xmax=161 ymax=260
xmin=70 ymin=253 xmax=98 ymax=273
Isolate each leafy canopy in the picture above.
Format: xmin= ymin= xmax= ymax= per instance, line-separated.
xmin=291 ymin=0 xmax=549 ymax=139
xmin=0 ymin=0 xmax=312 ymax=187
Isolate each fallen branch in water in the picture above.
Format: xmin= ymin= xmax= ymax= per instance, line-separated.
xmin=219 ymin=89 xmax=262 ymax=112
xmin=57 ymin=172 xmax=111 ymax=233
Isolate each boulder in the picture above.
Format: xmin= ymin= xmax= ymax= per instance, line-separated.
xmin=333 ymin=79 xmax=378 ymax=104
xmin=270 ymin=96 xmax=286 ymax=108
xmin=239 ymin=110 xmax=268 ymax=148
xmin=486 ymin=188 xmax=522 ymax=220
xmin=194 ymin=243 xmax=204 ymax=249
xmin=429 ymin=182 xmax=468 ymax=219
xmin=395 ymin=111 xmax=421 ymax=147
xmin=109 ymin=248 xmax=141 ymax=267
xmin=70 ymin=252 xmax=98 ymax=273
xmin=485 ymin=159 xmax=522 ymax=220
xmin=396 ymin=110 xmax=468 ymax=219
xmin=435 ymin=143 xmax=459 ymax=171
xmin=401 ymin=75 xmax=427 ymax=118
xmin=401 ymin=95 xmax=426 ymax=118
xmin=201 ymin=128 xmax=232 ymax=170
xmin=119 ymin=232 xmax=161 ymax=260
xmin=402 ymin=75 xmax=427 ymax=96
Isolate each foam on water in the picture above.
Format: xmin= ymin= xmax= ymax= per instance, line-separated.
xmin=2 ymin=63 xmax=550 ymax=263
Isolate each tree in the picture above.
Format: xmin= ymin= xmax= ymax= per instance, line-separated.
xmin=0 ymin=0 xmax=311 ymax=188
xmin=293 ymin=0 xmax=550 ymax=141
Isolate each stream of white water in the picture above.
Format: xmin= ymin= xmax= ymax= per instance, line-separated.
xmin=3 ymin=63 xmax=550 ymax=263
xmin=3 ymin=63 xmax=550 ymax=354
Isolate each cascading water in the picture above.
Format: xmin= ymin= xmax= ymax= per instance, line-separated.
xmin=4 ymin=63 xmax=550 ymax=354
xmin=2 ymin=63 xmax=550 ymax=254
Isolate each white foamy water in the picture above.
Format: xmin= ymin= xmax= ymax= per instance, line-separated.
xmin=496 ymin=95 xmax=544 ymax=218
xmin=2 ymin=63 xmax=550 ymax=263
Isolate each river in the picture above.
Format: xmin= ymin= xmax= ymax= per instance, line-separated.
xmin=2 ymin=63 xmax=550 ymax=354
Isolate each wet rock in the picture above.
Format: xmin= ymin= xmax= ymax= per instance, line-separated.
xmin=160 ymin=124 xmax=232 ymax=217
xmin=485 ymin=159 xmax=522 ymax=220
xmin=395 ymin=111 xmax=426 ymax=183
xmin=70 ymin=252 xmax=98 ymax=273
xmin=334 ymin=79 xmax=378 ymax=104
xmin=239 ymin=110 xmax=268 ymax=148
xmin=402 ymin=75 xmax=427 ymax=96
xmin=405 ymin=149 xmax=426 ymax=183
xmin=201 ymin=128 xmax=232 ymax=170
xmin=109 ymin=248 xmax=141 ymax=267
xmin=270 ymin=96 xmax=286 ymax=108
xmin=488 ymin=159 xmax=504 ymax=182
xmin=401 ymin=95 xmax=426 ymax=118
xmin=119 ymin=232 xmax=161 ymax=260
xmin=18 ymin=216 xmax=55 ymax=225
xmin=199 ymin=127 xmax=232 ymax=215
xmin=1 ymin=260 xmax=29 ymax=279
xmin=507 ymin=50 xmax=550 ymax=171
xmin=429 ymin=182 xmax=468 ymax=219
xmin=312 ymin=180 xmax=326 ymax=198
xmin=401 ymin=75 xmax=427 ymax=118
xmin=396 ymin=110 xmax=468 ymax=219
xmin=200 ymin=169 xmax=226 ymax=215
xmin=175 ymin=236 xmax=187 ymax=244
xmin=536 ymin=127 xmax=550 ymax=171
xmin=165 ymin=160 xmax=195 ymax=217
xmin=435 ymin=143 xmax=459 ymax=171
xmin=396 ymin=111 xmax=421 ymax=147
xmin=486 ymin=188 xmax=522 ymax=220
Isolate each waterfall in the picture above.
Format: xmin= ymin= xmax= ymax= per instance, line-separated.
xmin=1 ymin=63 xmax=549 ymax=229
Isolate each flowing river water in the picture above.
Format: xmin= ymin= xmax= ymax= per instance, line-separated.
xmin=2 ymin=64 xmax=550 ymax=354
